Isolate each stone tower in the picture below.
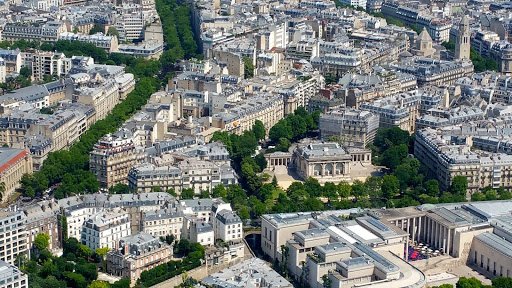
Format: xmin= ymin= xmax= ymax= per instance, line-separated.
xmin=455 ymin=15 xmax=470 ymax=60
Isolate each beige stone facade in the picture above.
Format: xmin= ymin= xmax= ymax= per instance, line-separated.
xmin=0 ymin=148 xmax=32 ymax=200
xmin=106 ymin=233 xmax=172 ymax=283
xmin=89 ymin=129 xmax=145 ymax=188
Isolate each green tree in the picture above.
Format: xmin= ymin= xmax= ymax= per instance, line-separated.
xmin=243 ymin=56 xmax=254 ymax=78
xmin=20 ymin=66 xmax=31 ymax=78
xmin=450 ymin=176 xmax=468 ymax=196
xmin=199 ymin=190 xmax=210 ymax=198
xmin=166 ymin=188 xmax=177 ymax=197
xmin=89 ymin=25 xmax=103 ymax=35
xmin=471 ymin=192 xmax=485 ymax=202
xmin=252 ymin=120 xmax=266 ymax=141
xmin=381 ymin=175 xmax=400 ymax=201
xmin=34 ymin=233 xmax=50 ymax=251
xmin=107 ymin=27 xmax=119 ymax=38
xmin=88 ymin=281 xmax=110 ymax=288
xmin=276 ymin=137 xmax=292 ymax=152
xmin=424 ymin=179 xmax=440 ymax=197
xmin=492 ymin=277 xmax=512 ymax=288
xmin=181 ymin=188 xmax=195 ymax=199
xmin=212 ymin=185 xmax=227 ymax=198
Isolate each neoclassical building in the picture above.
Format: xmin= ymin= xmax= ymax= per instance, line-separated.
xmin=266 ymin=142 xmax=371 ymax=183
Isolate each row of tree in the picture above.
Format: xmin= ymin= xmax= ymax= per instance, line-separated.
xmin=432 ymin=276 xmax=512 ymax=288
xmin=17 ymin=0 xmax=201 ymax=199
xmin=157 ymin=0 xmax=199 ymax=71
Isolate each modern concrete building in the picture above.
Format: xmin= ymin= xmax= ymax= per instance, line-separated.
xmin=0 ymin=260 xmax=28 ymax=288
xmin=0 ymin=210 xmax=27 ymax=265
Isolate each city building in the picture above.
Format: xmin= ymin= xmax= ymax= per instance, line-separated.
xmin=23 ymin=200 xmax=60 ymax=255
xmin=359 ymin=92 xmax=420 ymax=133
xmin=59 ymin=32 xmax=119 ymax=53
xmin=80 ymin=209 xmax=132 ymax=251
xmin=0 ymin=148 xmax=33 ymax=201
xmin=319 ymin=108 xmax=380 ymax=148
xmin=214 ymin=209 xmax=242 ymax=242
xmin=0 ymin=210 xmax=27 ymax=265
xmin=106 ymin=232 xmax=172 ymax=282
xmin=202 ymin=257 xmax=293 ymax=288
xmin=89 ymin=129 xmax=145 ymax=188
xmin=141 ymin=209 xmax=183 ymax=240
xmin=0 ymin=261 xmax=28 ymax=288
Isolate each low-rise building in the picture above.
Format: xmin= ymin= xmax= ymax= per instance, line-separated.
xmin=117 ymin=40 xmax=163 ymax=60
xmin=202 ymin=257 xmax=293 ymax=288
xmin=59 ymin=32 xmax=119 ymax=53
xmin=106 ymin=232 xmax=172 ymax=282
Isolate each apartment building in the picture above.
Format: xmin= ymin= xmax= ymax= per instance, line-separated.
xmin=413 ymin=126 xmax=512 ymax=194
xmin=0 ymin=50 xmax=21 ymax=74
xmin=2 ymin=22 xmax=66 ymax=43
xmin=177 ymin=159 xmax=222 ymax=195
xmin=115 ymin=12 xmax=145 ymax=42
xmin=214 ymin=210 xmax=242 ymax=242
xmin=319 ymin=108 xmax=380 ymax=148
xmin=73 ymin=77 xmax=120 ymax=121
xmin=128 ymin=163 xmax=182 ymax=193
xmin=89 ymin=128 xmax=145 ymax=188
xmin=106 ymin=233 xmax=172 ymax=282
xmin=0 ymin=210 xmax=27 ymax=265
xmin=211 ymin=93 xmax=284 ymax=135
xmin=141 ymin=209 xmax=183 ymax=240
xmin=360 ymin=92 xmax=420 ymax=133
xmin=22 ymin=200 xmax=60 ymax=255
xmin=81 ymin=209 xmax=132 ymax=250
xmin=0 ymin=261 xmax=28 ymax=288
xmin=0 ymin=148 xmax=32 ymax=201
xmin=392 ymin=57 xmax=474 ymax=86
xmin=31 ymin=52 xmax=68 ymax=82
xmin=117 ymin=40 xmax=164 ymax=60
xmin=59 ymin=193 xmax=173 ymax=241
xmin=59 ymin=32 xmax=119 ymax=53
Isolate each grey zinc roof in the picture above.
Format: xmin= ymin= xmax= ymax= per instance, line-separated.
xmin=476 ymin=232 xmax=512 ymax=259
xmin=216 ymin=210 xmax=242 ymax=225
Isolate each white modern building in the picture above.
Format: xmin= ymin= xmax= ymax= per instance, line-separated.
xmin=0 ymin=261 xmax=28 ymax=288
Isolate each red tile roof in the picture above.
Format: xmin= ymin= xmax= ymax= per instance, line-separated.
xmin=0 ymin=150 xmax=28 ymax=175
